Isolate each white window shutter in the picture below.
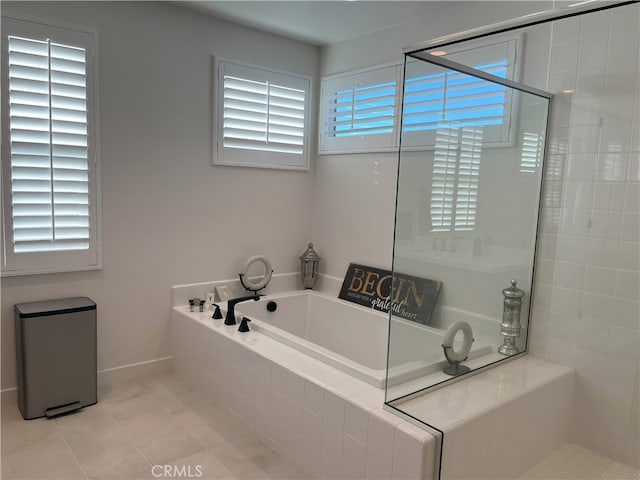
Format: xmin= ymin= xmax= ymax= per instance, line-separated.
xmin=520 ymin=132 xmax=543 ymax=173
xmin=222 ymin=76 xmax=305 ymax=154
xmin=319 ymin=64 xmax=402 ymax=154
xmin=214 ymin=59 xmax=310 ymax=170
xmin=2 ymin=17 xmax=100 ymax=275
xmin=8 ymin=36 xmax=90 ymax=253
xmin=430 ymin=126 xmax=482 ymax=233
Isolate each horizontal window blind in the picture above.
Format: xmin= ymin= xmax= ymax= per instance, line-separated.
xmin=319 ymin=64 xmax=401 ymax=153
xmin=520 ymin=132 xmax=543 ymax=173
xmin=325 ymin=81 xmax=396 ymax=138
xmin=431 ymin=128 xmax=458 ymax=232
xmin=403 ymin=61 xmax=507 ymax=134
xmin=430 ymin=127 xmax=482 ymax=232
xmin=222 ymin=75 xmax=305 ymax=154
xmin=454 ymin=127 xmax=482 ymax=231
xmin=319 ymin=35 xmax=520 ymax=153
xmin=8 ymin=35 xmax=90 ymax=254
xmin=215 ymin=59 xmax=310 ymax=170
xmin=2 ymin=16 xmax=99 ymax=275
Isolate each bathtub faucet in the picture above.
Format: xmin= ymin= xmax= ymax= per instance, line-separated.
xmin=224 ymin=295 xmax=262 ymax=326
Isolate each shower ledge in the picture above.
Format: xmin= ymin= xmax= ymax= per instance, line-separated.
xmin=387 ymin=355 xmax=575 ymax=479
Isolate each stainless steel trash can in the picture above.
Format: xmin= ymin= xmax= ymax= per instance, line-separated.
xmin=15 ymin=297 xmax=97 ymax=419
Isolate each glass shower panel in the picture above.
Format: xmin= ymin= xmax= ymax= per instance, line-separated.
xmin=386 ymin=55 xmax=550 ymax=401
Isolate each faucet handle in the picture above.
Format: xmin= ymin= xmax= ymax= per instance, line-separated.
xmin=212 ymin=304 xmax=223 ymax=320
xmin=238 ymin=317 xmax=251 ymax=332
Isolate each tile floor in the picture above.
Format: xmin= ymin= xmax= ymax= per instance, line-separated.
xmin=1 ymin=372 xmax=310 ymax=480
xmin=518 ymin=443 xmax=640 ymax=480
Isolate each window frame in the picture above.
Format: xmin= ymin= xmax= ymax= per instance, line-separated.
xmin=1 ymin=14 xmax=101 ymax=277
xmin=213 ymin=57 xmax=311 ymax=171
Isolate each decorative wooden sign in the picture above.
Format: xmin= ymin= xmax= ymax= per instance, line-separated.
xmin=338 ymin=263 xmax=441 ymax=324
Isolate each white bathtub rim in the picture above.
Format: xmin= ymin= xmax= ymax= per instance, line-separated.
xmin=214 ymin=289 xmax=388 ymax=388
xmin=229 ymin=289 xmax=494 ymax=389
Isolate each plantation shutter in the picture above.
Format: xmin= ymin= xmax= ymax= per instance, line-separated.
xmin=520 ymin=132 xmax=543 ymax=173
xmin=430 ymin=129 xmax=458 ymax=232
xmin=324 ymin=81 xmax=396 ymax=138
xmin=319 ymin=64 xmax=401 ymax=153
xmin=454 ymin=127 xmax=482 ymax=230
xmin=2 ymin=17 xmax=99 ymax=275
xmin=403 ymin=62 xmax=507 ymax=133
xmin=8 ymin=36 xmax=90 ymax=252
xmin=430 ymin=127 xmax=482 ymax=233
xmin=215 ymin=59 xmax=310 ymax=170
xmin=222 ymin=76 xmax=305 ymax=154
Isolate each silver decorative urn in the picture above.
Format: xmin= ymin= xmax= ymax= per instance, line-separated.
xmin=299 ymin=243 xmax=321 ymax=289
xmin=498 ymin=279 xmax=525 ymax=356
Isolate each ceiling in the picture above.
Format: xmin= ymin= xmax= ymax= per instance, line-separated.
xmin=179 ymin=1 xmax=468 ymax=46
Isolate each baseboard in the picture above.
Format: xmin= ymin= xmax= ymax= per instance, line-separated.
xmin=97 ymin=356 xmax=173 ymax=386
xmin=2 ymin=356 xmax=174 ymax=394
xmin=1 ymin=357 xmax=173 ymax=409
xmin=1 ymin=387 xmax=17 ymax=405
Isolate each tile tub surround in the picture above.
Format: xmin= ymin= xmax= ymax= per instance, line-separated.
xmin=390 ymin=356 xmax=575 ymax=480
xmin=171 ymin=279 xmax=577 ymax=480
xmin=170 ymin=301 xmax=438 ymax=480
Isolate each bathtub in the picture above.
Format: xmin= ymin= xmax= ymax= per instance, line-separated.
xmin=233 ymin=290 xmax=492 ymax=388
xmin=170 ymin=279 xmax=441 ymax=479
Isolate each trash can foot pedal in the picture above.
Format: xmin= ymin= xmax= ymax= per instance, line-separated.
xmin=45 ymin=401 xmax=81 ymax=417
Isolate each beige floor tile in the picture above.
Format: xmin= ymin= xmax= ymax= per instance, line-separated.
xmin=4 ymin=434 xmax=85 ymax=480
xmin=189 ymin=401 xmax=257 ymax=444
xmin=61 ymin=419 xmax=152 ymax=480
xmin=118 ymin=412 xmax=207 ymax=465
xmin=167 ymin=449 xmax=238 ymax=480
xmin=170 ymin=410 xmax=230 ymax=448
xmin=136 ymin=373 xmax=195 ymax=398
xmin=1 ymin=400 xmax=23 ymax=424
xmin=1 ymin=409 xmax=60 ymax=454
xmin=151 ymin=388 xmax=212 ymax=415
xmin=262 ymin=457 xmax=308 ymax=480
xmin=210 ymin=441 xmax=270 ymax=479
xmin=102 ymin=390 xmax=164 ymax=422
xmin=54 ymin=404 xmax=116 ymax=436
xmin=211 ymin=436 xmax=305 ymax=480
xmin=2 ymin=453 xmax=13 ymax=479
xmin=98 ymin=379 xmax=144 ymax=403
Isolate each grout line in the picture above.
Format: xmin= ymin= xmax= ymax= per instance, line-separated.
xmin=51 ymin=420 xmax=90 ymax=480
xmin=105 ymin=379 xmax=162 ymax=471
xmin=2 ymin=452 xmax=15 ymax=480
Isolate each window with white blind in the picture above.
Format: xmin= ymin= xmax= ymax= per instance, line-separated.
xmin=520 ymin=132 xmax=544 ymax=173
xmin=403 ymin=61 xmax=508 ymax=134
xmin=319 ymin=34 xmax=520 ymax=154
xmin=430 ymin=127 xmax=483 ymax=232
xmin=1 ymin=16 xmax=100 ymax=276
xmin=402 ymin=35 xmax=519 ymax=149
xmin=214 ymin=58 xmax=310 ymax=170
xmin=319 ymin=64 xmax=402 ymax=154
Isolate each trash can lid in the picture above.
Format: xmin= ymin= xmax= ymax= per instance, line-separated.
xmin=15 ymin=297 xmax=96 ymax=318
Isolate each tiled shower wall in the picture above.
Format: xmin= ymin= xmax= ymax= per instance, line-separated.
xmin=530 ymin=4 xmax=639 ymax=467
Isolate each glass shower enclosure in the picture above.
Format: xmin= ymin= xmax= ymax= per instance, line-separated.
xmin=385 ymin=42 xmax=551 ymax=403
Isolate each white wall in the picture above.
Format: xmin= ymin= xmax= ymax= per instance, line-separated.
xmin=1 ymin=1 xmax=319 ymax=390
